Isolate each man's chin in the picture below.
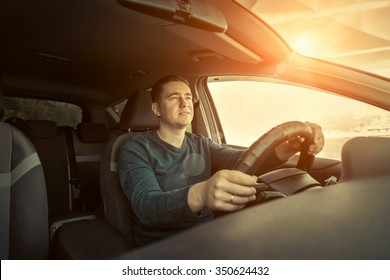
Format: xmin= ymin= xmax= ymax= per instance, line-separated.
xmin=174 ymin=122 xmax=192 ymax=129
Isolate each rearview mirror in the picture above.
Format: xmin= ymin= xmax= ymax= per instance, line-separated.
xmin=117 ymin=0 xmax=227 ymax=32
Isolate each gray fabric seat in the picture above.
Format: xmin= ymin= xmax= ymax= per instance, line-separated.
xmin=51 ymin=123 xmax=130 ymax=259
xmin=73 ymin=122 xmax=110 ymax=211
xmin=52 ymin=218 xmax=129 ymax=260
xmin=339 ymin=136 xmax=390 ymax=182
xmin=100 ymin=90 xmax=159 ymax=247
xmin=0 ymin=123 xmax=49 ymax=259
xmin=50 ymin=110 xmax=151 ymax=259
xmin=24 ymin=120 xmax=71 ymax=214
xmin=0 ymin=76 xmax=49 ymax=259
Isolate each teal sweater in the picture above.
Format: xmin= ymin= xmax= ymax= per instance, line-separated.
xmin=118 ymin=131 xmax=280 ymax=246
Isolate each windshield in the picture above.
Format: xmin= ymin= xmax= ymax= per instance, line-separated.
xmin=237 ymin=0 xmax=390 ymax=78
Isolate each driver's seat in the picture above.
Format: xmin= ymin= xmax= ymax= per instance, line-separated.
xmin=100 ymin=90 xmax=158 ymax=246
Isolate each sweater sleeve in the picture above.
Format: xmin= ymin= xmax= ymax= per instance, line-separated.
xmin=207 ymin=138 xmax=285 ymax=175
xmin=118 ymin=139 xmax=208 ymax=230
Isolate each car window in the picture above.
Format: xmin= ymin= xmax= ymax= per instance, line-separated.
xmin=239 ymin=0 xmax=390 ymax=78
xmin=2 ymin=96 xmax=82 ymax=127
xmin=112 ymin=99 xmax=127 ymax=117
xmin=207 ymin=77 xmax=390 ymax=160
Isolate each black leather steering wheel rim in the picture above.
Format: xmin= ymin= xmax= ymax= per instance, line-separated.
xmin=233 ymin=121 xmax=315 ymax=175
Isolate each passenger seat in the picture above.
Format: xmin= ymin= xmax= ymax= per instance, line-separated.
xmin=1 ymin=76 xmax=49 ymax=259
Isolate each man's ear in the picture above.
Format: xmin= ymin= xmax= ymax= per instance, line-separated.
xmin=151 ymin=102 xmax=160 ymax=117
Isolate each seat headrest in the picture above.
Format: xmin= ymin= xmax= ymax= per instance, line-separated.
xmin=118 ymin=90 xmax=159 ymax=131
xmin=5 ymin=117 xmax=28 ymax=135
xmin=77 ymin=122 xmax=109 ymax=143
xmin=340 ymin=136 xmax=390 ymax=181
xmin=26 ymin=120 xmax=58 ymax=138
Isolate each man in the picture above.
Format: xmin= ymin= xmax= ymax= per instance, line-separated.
xmin=118 ymin=75 xmax=324 ymax=246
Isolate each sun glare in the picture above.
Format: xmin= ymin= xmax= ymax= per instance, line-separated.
xmin=291 ymin=35 xmax=316 ymax=55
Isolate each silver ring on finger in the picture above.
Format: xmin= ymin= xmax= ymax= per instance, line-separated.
xmin=230 ymin=195 xmax=234 ymax=203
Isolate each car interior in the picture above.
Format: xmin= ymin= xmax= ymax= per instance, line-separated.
xmin=1 ymin=0 xmax=390 ymax=260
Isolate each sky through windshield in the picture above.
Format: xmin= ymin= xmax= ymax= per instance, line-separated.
xmin=237 ymin=0 xmax=390 ymax=78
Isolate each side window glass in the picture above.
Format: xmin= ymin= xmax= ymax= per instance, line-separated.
xmin=112 ymin=99 xmax=127 ymax=117
xmin=2 ymin=97 xmax=82 ymax=127
xmin=207 ymin=78 xmax=390 ymax=160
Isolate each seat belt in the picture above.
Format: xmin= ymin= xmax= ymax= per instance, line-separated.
xmin=0 ymin=123 xmax=12 ymax=259
xmin=62 ymin=126 xmax=81 ymax=210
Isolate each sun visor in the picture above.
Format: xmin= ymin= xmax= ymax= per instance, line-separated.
xmin=166 ymin=24 xmax=262 ymax=64
xmin=117 ymin=0 xmax=227 ymax=33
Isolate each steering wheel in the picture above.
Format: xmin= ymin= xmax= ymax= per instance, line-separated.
xmin=233 ymin=121 xmax=315 ymax=175
xmin=229 ymin=121 xmax=320 ymax=207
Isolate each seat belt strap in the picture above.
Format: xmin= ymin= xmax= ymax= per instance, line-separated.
xmin=11 ymin=153 xmax=41 ymax=185
xmin=63 ymin=127 xmax=80 ymax=209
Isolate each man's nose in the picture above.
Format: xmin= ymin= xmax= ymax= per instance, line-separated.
xmin=179 ymin=96 xmax=189 ymax=106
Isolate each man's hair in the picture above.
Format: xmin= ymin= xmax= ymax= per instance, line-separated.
xmin=151 ymin=74 xmax=191 ymax=103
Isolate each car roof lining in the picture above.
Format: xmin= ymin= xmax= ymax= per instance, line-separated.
xmin=1 ymin=0 xmax=289 ymax=107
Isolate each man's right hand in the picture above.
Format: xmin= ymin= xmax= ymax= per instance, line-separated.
xmin=188 ymin=170 xmax=257 ymax=213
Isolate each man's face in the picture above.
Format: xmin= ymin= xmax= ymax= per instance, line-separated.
xmin=153 ymin=81 xmax=194 ymax=129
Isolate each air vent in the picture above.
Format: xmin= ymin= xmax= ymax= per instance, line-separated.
xmin=36 ymin=52 xmax=71 ymax=64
